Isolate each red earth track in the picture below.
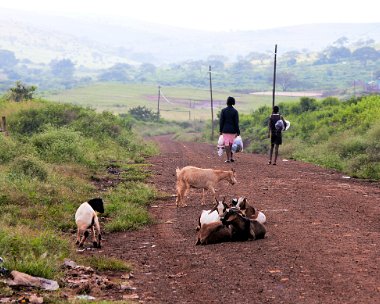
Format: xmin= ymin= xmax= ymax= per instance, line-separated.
xmin=102 ymin=135 xmax=380 ymax=304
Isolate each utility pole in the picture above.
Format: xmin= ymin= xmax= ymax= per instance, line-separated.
xmin=209 ymin=65 xmax=214 ymax=140
xmin=157 ymin=85 xmax=161 ymax=120
xmin=272 ymin=44 xmax=278 ymax=109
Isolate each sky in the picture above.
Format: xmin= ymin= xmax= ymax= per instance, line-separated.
xmin=0 ymin=0 xmax=378 ymax=31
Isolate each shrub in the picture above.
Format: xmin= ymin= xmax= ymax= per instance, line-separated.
xmin=11 ymin=155 xmax=48 ymax=181
xmin=0 ymin=136 xmax=19 ymax=163
xmin=128 ymin=106 xmax=159 ymax=121
xmin=31 ymin=128 xmax=91 ymax=165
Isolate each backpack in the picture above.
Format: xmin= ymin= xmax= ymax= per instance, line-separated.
xmin=275 ymin=119 xmax=285 ymax=131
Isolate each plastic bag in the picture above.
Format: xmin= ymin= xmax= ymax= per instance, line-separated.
xmin=232 ymin=136 xmax=243 ymax=153
xmin=217 ymin=135 xmax=224 ymax=147
xmin=284 ymin=120 xmax=290 ymax=131
xmin=217 ymin=147 xmax=224 ymax=157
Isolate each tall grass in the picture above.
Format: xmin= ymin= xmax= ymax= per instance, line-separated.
xmin=229 ymin=94 xmax=380 ymax=179
xmin=0 ymin=97 xmax=158 ymax=279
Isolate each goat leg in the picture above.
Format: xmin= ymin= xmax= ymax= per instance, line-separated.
xmin=79 ymin=230 xmax=89 ymax=248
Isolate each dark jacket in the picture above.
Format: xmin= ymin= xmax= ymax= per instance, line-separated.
xmin=219 ymin=105 xmax=240 ymax=135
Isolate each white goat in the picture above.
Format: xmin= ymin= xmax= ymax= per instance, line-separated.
xmin=234 ymin=197 xmax=267 ymax=224
xmin=175 ymin=166 xmax=237 ymax=207
xmin=197 ymin=197 xmax=229 ymax=231
xmin=75 ymin=198 xmax=104 ymax=248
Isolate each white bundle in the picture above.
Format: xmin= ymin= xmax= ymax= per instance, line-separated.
xmin=217 ymin=135 xmax=224 ymax=147
xmin=232 ymin=136 xmax=243 ymax=153
xmin=217 ymin=147 xmax=224 ymax=157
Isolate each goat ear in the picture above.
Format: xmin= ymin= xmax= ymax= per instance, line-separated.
xmin=210 ymin=204 xmax=218 ymax=213
xmin=222 ymin=196 xmax=226 ymax=204
xmin=215 ymin=197 xmax=219 ymax=204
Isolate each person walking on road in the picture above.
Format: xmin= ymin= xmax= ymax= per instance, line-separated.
xmin=268 ymin=105 xmax=287 ymax=165
xmin=219 ymin=96 xmax=240 ymax=163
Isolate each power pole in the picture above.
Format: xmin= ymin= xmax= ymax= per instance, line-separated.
xmin=272 ymin=44 xmax=278 ymax=109
xmin=157 ymin=85 xmax=161 ymax=120
xmin=209 ymin=65 xmax=214 ymax=140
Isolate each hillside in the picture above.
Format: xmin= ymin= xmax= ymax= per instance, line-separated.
xmin=1 ymin=8 xmax=380 ymax=66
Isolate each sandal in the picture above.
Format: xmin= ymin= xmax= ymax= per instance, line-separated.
xmin=230 ymin=159 xmax=235 ymax=162
xmin=267 ymin=161 xmax=271 ymax=165
xmin=272 ymin=163 xmax=277 ymax=165
xmin=225 ymin=160 xmax=231 ymax=163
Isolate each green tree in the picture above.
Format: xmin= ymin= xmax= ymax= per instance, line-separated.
xmin=352 ymin=47 xmax=379 ymax=65
xmin=128 ymin=106 xmax=159 ymax=121
xmin=277 ymin=72 xmax=297 ymax=91
xmin=7 ymin=81 xmax=37 ymax=102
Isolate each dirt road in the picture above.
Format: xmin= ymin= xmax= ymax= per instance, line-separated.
xmin=103 ymin=135 xmax=380 ymax=303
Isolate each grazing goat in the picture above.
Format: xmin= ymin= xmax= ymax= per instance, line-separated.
xmin=197 ymin=197 xmax=229 ymax=231
xmin=221 ymin=208 xmax=266 ymax=241
xmin=233 ymin=197 xmax=267 ymax=224
xmin=75 ymin=198 xmax=104 ymax=248
xmin=175 ymin=166 xmax=237 ymax=207
xmin=195 ymin=222 xmax=232 ymax=245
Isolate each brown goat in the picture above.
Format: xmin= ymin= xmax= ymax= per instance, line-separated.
xmin=175 ymin=166 xmax=237 ymax=207
xmin=195 ymin=222 xmax=232 ymax=245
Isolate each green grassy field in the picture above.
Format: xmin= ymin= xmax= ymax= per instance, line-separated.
xmin=44 ymin=83 xmax=302 ymax=121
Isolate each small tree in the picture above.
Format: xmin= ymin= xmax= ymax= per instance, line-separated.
xmin=128 ymin=106 xmax=159 ymax=121
xmin=8 ymin=81 xmax=37 ymax=102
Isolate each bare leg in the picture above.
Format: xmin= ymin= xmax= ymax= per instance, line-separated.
xmin=225 ymin=145 xmax=232 ymax=162
xmin=268 ymin=143 xmax=274 ymax=164
xmin=273 ymin=144 xmax=279 ymax=165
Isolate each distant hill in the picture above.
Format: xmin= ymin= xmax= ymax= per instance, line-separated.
xmin=0 ymin=8 xmax=379 ymax=67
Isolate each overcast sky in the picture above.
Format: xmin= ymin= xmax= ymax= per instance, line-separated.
xmin=0 ymin=0 xmax=378 ymax=31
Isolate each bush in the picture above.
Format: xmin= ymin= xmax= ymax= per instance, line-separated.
xmin=31 ymin=128 xmax=92 ymax=165
xmin=128 ymin=106 xmax=159 ymax=121
xmin=0 ymin=136 xmax=19 ymax=163
xmin=11 ymin=155 xmax=48 ymax=181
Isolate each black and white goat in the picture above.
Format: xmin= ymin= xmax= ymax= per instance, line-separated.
xmin=232 ymin=197 xmax=267 ymax=224
xmin=197 ymin=197 xmax=229 ymax=231
xmin=196 ymin=206 xmax=266 ymax=245
xmin=221 ymin=208 xmax=266 ymax=241
xmin=75 ymin=198 xmax=104 ymax=248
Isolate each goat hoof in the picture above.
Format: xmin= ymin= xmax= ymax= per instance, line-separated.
xmin=93 ymin=242 xmax=98 ymax=248
xmin=75 ymin=240 xmax=80 ymax=245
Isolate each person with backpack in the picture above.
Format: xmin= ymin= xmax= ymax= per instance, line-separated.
xmin=267 ymin=105 xmax=287 ymax=165
xmin=219 ymin=96 xmax=240 ymax=163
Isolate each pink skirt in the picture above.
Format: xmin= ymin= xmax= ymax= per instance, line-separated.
xmin=222 ymin=133 xmax=236 ymax=146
